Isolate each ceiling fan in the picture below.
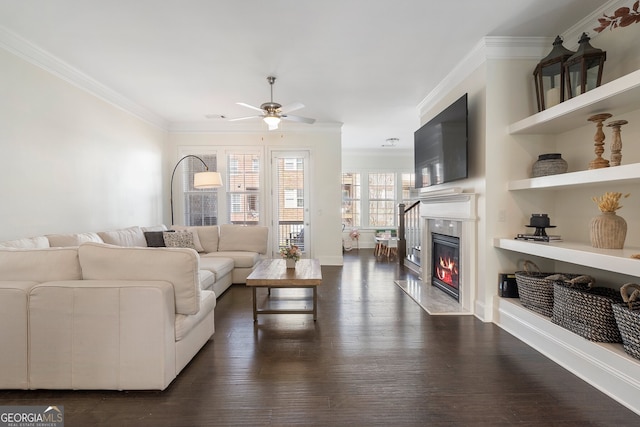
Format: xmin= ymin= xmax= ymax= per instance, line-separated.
xmin=229 ymin=76 xmax=316 ymax=130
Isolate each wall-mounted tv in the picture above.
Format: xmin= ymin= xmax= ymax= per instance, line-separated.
xmin=414 ymin=93 xmax=468 ymax=188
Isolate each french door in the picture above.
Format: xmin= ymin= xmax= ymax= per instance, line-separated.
xmin=271 ymin=151 xmax=310 ymax=258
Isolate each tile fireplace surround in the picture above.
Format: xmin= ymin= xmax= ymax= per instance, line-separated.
xmin=420 ymin=187 xmax=477 ymax=314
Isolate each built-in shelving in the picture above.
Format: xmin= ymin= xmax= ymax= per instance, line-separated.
xmin=509 ymin=69 xmax=640 ymax=135
xmin=493 ymin=238 xmax=640 ymax=276
xmin=497 ymin=57 xmax=640 ymax=416
xmin=507 ymin=162 xmax=640 ymax=191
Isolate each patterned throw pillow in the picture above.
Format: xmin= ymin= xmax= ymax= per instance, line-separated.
xmin=163 ymin=231 xmax=195 ymax=249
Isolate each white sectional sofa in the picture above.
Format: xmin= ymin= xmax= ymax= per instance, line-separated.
xmin=0 ymin=224 xmax=270 ymax=297
xmin=0 ymin=224 xmax=269 ymax=390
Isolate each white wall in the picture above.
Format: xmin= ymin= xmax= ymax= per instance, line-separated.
xmin=0 ymin=48 xmax=167 ymax=241
xmin=342 ymin=149 xmax=413 ymax=171
xmin=167 ymin=125 xmax=343 ymax=265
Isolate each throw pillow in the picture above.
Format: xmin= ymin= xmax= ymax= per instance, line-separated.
xmin=171 ymin=226 xmax=205 ymax=252
xmin=163 ymin=231 xmax=196 ymax=250
xmin=144 ymin=231 xmax=172 ymax=247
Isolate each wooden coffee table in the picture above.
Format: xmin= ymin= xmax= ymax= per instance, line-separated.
xmin=246 ymin=259 xmax=322 ymax=321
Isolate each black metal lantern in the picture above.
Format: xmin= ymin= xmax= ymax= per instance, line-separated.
xmin=533 ymin=36 xmax=574 ymax=112
xmin=564 ymin=32 xmax=606 ymax=99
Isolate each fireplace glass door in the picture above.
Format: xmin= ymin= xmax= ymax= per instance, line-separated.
xmin=431 ymin=233 xmax=460 ymax=300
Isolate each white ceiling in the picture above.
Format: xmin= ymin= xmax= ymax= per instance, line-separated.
xmin=0 ymin=0 xmax=606 ymax=151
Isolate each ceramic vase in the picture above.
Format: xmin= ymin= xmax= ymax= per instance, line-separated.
xmin=532 ymin=153 xmax=568 ymax=177
xmin=286 ymin=258 xmax=297 ymax=269
xmin=590 ymin=211 xmax=627 ymax=249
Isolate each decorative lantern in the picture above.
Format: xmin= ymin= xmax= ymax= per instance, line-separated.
xmin=533 ymin=36 xmax=574 ymax=112
xmin=564 ymin=32 xmax=606 ymax=99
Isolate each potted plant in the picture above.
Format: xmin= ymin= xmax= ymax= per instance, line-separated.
xmin=280 ymin=245 xmax=301 ymax=268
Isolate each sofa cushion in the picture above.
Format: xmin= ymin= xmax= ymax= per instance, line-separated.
xmin=0 ymin=236 xmax=50 ymax=249
xmin=175 ymin=290 xmax=216 ymax=341
xmin=170 ymin=226 xmax=205 ymax=252
xmin=47 ymin=232 xmax=103 ymax=247
xmin=217 ymin=224 xmax=268 ymax=254
xmin=0 ymin=248 xmax=81 ymax=282
xmin=199 ymin=270 xmax=215 ymax=290
xmin=0 ymin=280 xmax=38 ymax=389
xmin=98 ymin=226 xmax=147 ymax=247
xmin=199 ymin=256 xmax=235 ymax=280
xmin=203 ymin=251 xmax=259 ymax=269
xmin=193 ymin=226 xmax=219 ymax=253
xmin=78 ymin=243 xmax=201 ymax=316
xmin=163 ymin=231 xmax=195 ymax=250
xmin=141 ymin=225 xmax=168 ymax=232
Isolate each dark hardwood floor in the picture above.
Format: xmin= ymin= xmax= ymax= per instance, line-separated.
xmin=2 ymin=249 xmax=638 ymax=426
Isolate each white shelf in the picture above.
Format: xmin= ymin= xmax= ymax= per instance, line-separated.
xmin=493 ymin=238 xmax=640 ymax=276
xmin=509 ymin=69 xmax=640 ymax=135
xmin=508 ymin=162 xmax=640 ymax=190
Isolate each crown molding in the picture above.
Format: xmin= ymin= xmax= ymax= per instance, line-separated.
xmin=168 ymin=120 xmax=342 ymax=134
xmin=417 ymin=0 xmax=626 ymax=117
xmin=417 ymin=36 xmax=551 ymax=117
xmin=0 ymin=25 xmax=167 ymax=130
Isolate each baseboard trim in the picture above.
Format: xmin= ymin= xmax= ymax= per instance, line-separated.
xmin=494 ymin=297 xmax=640 ymax=415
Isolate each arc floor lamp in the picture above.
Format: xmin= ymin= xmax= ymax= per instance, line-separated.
xmin=170 ymin=155 xmax=223 ymax=225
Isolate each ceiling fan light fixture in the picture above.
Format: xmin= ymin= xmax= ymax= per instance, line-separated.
xmin=264 ymin=114 xmax=280 ymax=130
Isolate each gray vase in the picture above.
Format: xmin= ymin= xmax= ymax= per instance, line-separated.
xmin=532 ymin=153 xmax=568 ymax=177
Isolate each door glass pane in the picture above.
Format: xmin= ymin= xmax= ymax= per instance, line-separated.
xmin=276 ymin=155 xmax=306 ymax=254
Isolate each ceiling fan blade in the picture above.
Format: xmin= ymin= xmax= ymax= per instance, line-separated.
xmin=282 ymin=114 xmax=315 ymax=124
xmin=228 ymin=115 xmax=263 ymax=122
xmin=237 ymin=102 xmax=265 ymax=113
xmin=279 ymin=102 xmax=304 ymax=114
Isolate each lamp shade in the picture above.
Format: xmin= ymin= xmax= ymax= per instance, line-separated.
xmin=194 ymin=171 xmax=223 ymax=188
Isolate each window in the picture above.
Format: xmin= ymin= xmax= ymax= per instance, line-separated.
xmin=341 ymin=173 xmax=361 ymax=227
xmin=283 ymin=158 xmax=303 ymax=171
xmin=183 ymin=154 xmax=218 ymax=226
xmin=401 ymin=173 xmax=416 ymax=203
xmin=368 ymin=173 xmax=395 ymax=227
xmin=342 ymin=172 xmax=415 ymax=227
xmin=227 ymin=153 xmax=260 ymax=224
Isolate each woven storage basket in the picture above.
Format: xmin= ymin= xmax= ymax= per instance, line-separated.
xmin=611 ymin=283 xmax=640 ymax=360
xmin=514 ymin=260 xmax=581 ymax=317
xmin=552 ymin=281 xmax=623 ymax=342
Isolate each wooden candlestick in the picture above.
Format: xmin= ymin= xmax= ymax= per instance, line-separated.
xmin=588 ymin=113 xmax=612 ymax=169
xmin=606 ymin=119 xmax=628 ymax=167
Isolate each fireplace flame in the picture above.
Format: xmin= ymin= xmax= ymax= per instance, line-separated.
xmin=436 ymin=256 xmax=458 ymax=285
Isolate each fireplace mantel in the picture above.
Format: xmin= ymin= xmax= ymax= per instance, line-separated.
xmin=419 ymin=187 xmax=477 ymax=221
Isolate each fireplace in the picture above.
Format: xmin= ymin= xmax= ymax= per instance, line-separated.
xmin=419 ymin=188 xmax=477 ymax=314
xmin=431 ymin=233 xmax=460 ymax=301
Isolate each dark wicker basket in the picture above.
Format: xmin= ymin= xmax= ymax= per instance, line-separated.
xmin=611 ymin=283 xmax=640 ymax=360
xmin=514 ymin=260 xmax=581 ymax=317
xmin=552 ymin=282 xmax=623 ymax=342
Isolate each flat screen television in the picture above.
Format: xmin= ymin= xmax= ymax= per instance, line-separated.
xmin=414 ymin=93 xmax=468 ymax=188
